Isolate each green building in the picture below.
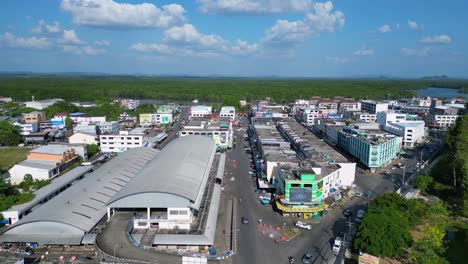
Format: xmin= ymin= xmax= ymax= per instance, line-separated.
xmin=276 ymin=170 xmax=327 ymax=219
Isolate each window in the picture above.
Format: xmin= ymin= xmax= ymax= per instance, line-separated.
xmin=134 ymin=137 xmax=139 ymax=140
xmin=169 ymin=210 xmax=179 ymax=215
xmin=127 ymin=137 xmax=132 ymax=140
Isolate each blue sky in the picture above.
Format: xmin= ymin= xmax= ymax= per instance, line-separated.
xmin=0 ymin=0 xmax=467 ymax=77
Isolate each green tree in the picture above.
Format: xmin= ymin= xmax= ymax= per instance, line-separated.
xmin=354 ymin=207 xmax=412 ymax=257
xmin=0 ymin=121 xmax=22 ymax=146
xmin=65 ymin=116 xmax=73 ymax=130
xmin=44 ymin=101 xmax=80 ymax=119
xmin=410 ymin=224 xmax=448 ymax=264
xmin=86 ymin=144 xmax=100 ymax=158
xmin=414 ymin=174 xmax=433 ymax=193
xmin=19 ymin=174 xmax=34 ymax=192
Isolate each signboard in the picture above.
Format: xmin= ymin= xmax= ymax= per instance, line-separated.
xmin=290 ymin=187 xmax=312 ymax=202
xmin=139 ymin=114 xmax=153 ymax=124
xmin=327 ymin=114 xmax=343 ymax=119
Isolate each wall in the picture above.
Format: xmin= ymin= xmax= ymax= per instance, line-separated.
xmin=9 ymin=165 xmax=51 ymax=185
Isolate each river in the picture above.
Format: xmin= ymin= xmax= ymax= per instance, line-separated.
xmin=418 ymin=87 xmax=467 ymax=98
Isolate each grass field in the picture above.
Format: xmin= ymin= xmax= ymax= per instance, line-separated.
xmin=0 ymin=148 xmax=30 ymax=173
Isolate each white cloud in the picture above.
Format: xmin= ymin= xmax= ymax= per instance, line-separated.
xmin=353 ymin=48 xmax=374 ymax=56
xmin=130 ymin=43 xmax=174 ymax=54
xmin=400 ymin=47 xmax=431 ymax=57
xmin=230 ymin=40 xmax=259 ymax=55
xmin=95 ymin=40 xmax=111 ymax=46
xmin=378 ymin=24 xmax=391 ymax=33
xmin=164 ymin=24 xmax=227 ymax=48
xmin=198 ymin=0 xmax=312 ymax=14
xmin=325 ymin=56 xmax=350 ymax=64
xmin=32 ymin=20 xmax=62 ymax=35
xmin=262 ymin=1 xmax=344 ymax=46
xmin=0 ymin=32 xmax=52 ymax=49
xmin=61 ymin=0 xmax=186 ymax=29
xmin=130 ymin=43 xmax=220 ymax=58
xmin=419 ymin=34 xmax=451 ymax=44
xmin=63 ymin=45 xmax=106 ymax=55
xmin=407 ymin=20 xmax=424 ymax=31
xmin=59 ymin=29 xmax=82 ymax=45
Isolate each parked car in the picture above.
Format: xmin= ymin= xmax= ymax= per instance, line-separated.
xmin=241 ymin=217 xmax=249 ymax=224
xmin=355 ymin=192 xmax=363 ymax=197
xmin=332 ymin=237 xmax=342 ymax=255
xmin=301 ymin=253 xmax=313 ymax=264
xmin=295 ymin=221 xmax=312 ymax=230
xmin=343 ymin=209 xmax=353 ymax=217
xmin=355 ymin=209 xmax=365 ymax=222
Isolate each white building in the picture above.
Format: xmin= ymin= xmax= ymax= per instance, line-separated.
xmin=355 ymin=113 xmax=377 ymax=123
xmin=68 ymin=132 xmax=98 ymax=145
xmin=219 ymin=106 xmax=236 ymax=120
xmin=24 ymin=99 xmax=63 ymax=110
xmin=296 ymin=107 xmax=326 ymax=126
xmin=384 ymin=121 xmax=426 ymax=148
xmin=9 ymin=160 xmax=60 ymax=185
xmin=360 ymin=100 xmax=388 ymax=114
xmin=139 ymin=113 xmax=173 ymax=127
xmin=120 ymin=99 xmax=140 ymax=110
xmin=74 ymin=121 xmax=119 ymax=135
xmin=100 ymin=128 xmax=148 ymax=153
xmin=376 ymin=112 xmax=407 ymax=126
xmin=70 ymin=115 xmax=106 ymax=124
xmin=14 ymin=122 xmax=39 ymax=135
xmin=426 ymin=114 xmax=458 ymax=128
xmin=190 ymin=105 xmax=212 ymax=118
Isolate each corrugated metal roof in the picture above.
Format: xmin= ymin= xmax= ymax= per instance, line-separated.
xmin=0 ymin=148 xmax=159 ymax=245
xmin=108 ymin=136 xmax=216 ymax=211
xmin=30 ymin=144 xmax=74 ymax=155
xmin=15 ymin=159 xmax=58 ymax=170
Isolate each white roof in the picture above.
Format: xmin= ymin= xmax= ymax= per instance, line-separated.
xmin=14 ymin=159 xmax=58 ymax=170
xmin=31 ymin=144 xmax=74 ymax=155
xmin=0 ymin=148 xmax=159 ymax=245
xmin=108 ymin=136 xmax=216 ymax=211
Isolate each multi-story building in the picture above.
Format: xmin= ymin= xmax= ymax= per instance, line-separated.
xmin=9 ymin=145 xmax=80 ymax=184
xmin=338 ymin=126 xmax=398 ymax=172
xmin=14 ymin=122 xmax=39 ymax=135
xmin=22 ymin=111 xmax=45 ymax=124
xmin=360 ymin=100 xmax=388 ymax=114
xmin=219 ymin=106 xmax=236 ymax=120
xmin=339 ymin=99 xmax=360 ymax=112
xmin=74 ymin=121 xmax=120 ymax=135
xmin=190 ymin=105 xmax=212 ymax=118
xmin=69 ymin=112 xmax=106 ymax=124
xmin=296 ymin=107 xmax=326 ymax=126
xmin=119 ymin=99 xmax=140 ymax=110
xmin=139 ymin=113 xmax=173 ymax=127
xmin=100 ymin=128 xmax=148 ymax=153
xmin=317 ymin=99 xmax=339 ymax=113
xmin=414 ymin=97 xmax=432 ymax=107
xmin=274 ymin=120 xmax=356 ymax=218
xmin=179 ymin=118 xmax=233 ymax=149
xmin=426 ymin=106 xmax=460 ymax=128
xmin=384 ymin=121 xmax=426 ymax=148
xmin=355 ymin=112 xmax=377 ymax=123
xmin=376 ymin=111 xmax=407 ymax=125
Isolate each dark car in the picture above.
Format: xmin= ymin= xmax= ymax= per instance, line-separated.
xmin=301 ymin=253 xmax=313 ymax=264
xmin=343 ymin=209 xmax=353 ymax=217
xmin=241 ymin=217 xmax=249 ymax=224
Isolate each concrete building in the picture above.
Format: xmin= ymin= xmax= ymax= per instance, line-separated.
xmin=68 ymin=132 xmax=98 ymax=145
xmin=384 ymin=121 xmax=426 ymax=148
xmin=24 ymin=99 xmax=62 ymax=110
xmin=338 ymin=99 xmax=360 ymax=112
xmin=296 ymin=107 xmax=326 ymax=126
xmin=426 ymin=105 xmax=461 ymax=128
xmin=15 ymin=122 xmax=39 ymax=135
xmin=22 ymin=111 xmax=45 ymax=124
xmin=74 ymin=121 xmax=119 ymax=135
xmin=219 ymin=106 xmax=236 ymax=120
xmin=355 ymin=112 xmax=377 ymax=123
xmin=179 ymin=118 xmax=233 ymax=149
xmin=9 ymin=145 xmax=81 ymax=184
xmin=139 ymin=113 xmax=173 ymax=127
xmin=69 ymin=112 xmax=106 ymax=124
xmin=275 ymin=120 xmax=356 ymax=218
xmin=100 ymin=128 xmax=148 ymax=153
xmin=338 ymin=126 xmax=398 ymax=172
xmin=376 ymin=112 xmax=407 ymax=125
xmin=360 ymin=100 xmax=388 ymax=114
xmin=190 ymin=105 xmax=212 ymax=118
xmin=119 ymin=99 xmax=140 ymax=110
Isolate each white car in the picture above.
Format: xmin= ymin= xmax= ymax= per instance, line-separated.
xmin=230 ymin=177 xmax=235 ymax=181
xmin=248 ymin=172 xmax=254 ymax=175
xmin=355 ymin=192 xmax=363 ymax=197
xmin=332 ymin=236 xmax=342 ymax=255
xmin=295 ymin=221 xmax=312 ymax=230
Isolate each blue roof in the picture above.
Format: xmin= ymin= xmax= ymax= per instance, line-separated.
xmin=69 ymin=112 xmax=86 ymax=117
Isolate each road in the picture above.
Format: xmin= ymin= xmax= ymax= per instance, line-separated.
xmin=225 ymin=117 xmax=371 ymax=264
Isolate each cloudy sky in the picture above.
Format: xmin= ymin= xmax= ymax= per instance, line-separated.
xmin=0 ymin=0 xmax=466 ymax=77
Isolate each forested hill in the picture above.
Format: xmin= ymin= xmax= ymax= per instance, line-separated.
xmin=1 ymin=76 xmax=468 ymax=103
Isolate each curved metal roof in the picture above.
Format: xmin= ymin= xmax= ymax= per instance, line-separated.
xmin=0 ymin=147 xmax=159 ymax=245
xmin=108 ymin=136 xmax=216 ymax=210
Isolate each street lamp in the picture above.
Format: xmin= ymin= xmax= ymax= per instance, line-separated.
xmin=113 ymin=245 xmax=119 ymax=259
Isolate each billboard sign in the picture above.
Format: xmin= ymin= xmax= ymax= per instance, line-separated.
xmin=290 ymin=188 xmax=312 ymax=202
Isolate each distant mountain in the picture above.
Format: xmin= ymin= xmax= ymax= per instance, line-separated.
xmin=421 ymin=75 xmax=449 ymax=80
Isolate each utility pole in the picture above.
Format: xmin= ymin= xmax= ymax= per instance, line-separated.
xmin=402 ymin=166 xmax=406 ymax=186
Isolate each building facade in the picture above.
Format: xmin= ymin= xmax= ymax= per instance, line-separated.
xmin=100 ymin=128 xmax=148 ymax=153
xmin=360 ymin=100 xmax=388 ymax=114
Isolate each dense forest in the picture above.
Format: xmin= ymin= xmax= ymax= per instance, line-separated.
xmin=1 ymin=76 xmax=467 ymax=103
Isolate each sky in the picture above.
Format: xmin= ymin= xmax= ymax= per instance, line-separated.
xmin=0 ymin=0 xmax=467 ymax=77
